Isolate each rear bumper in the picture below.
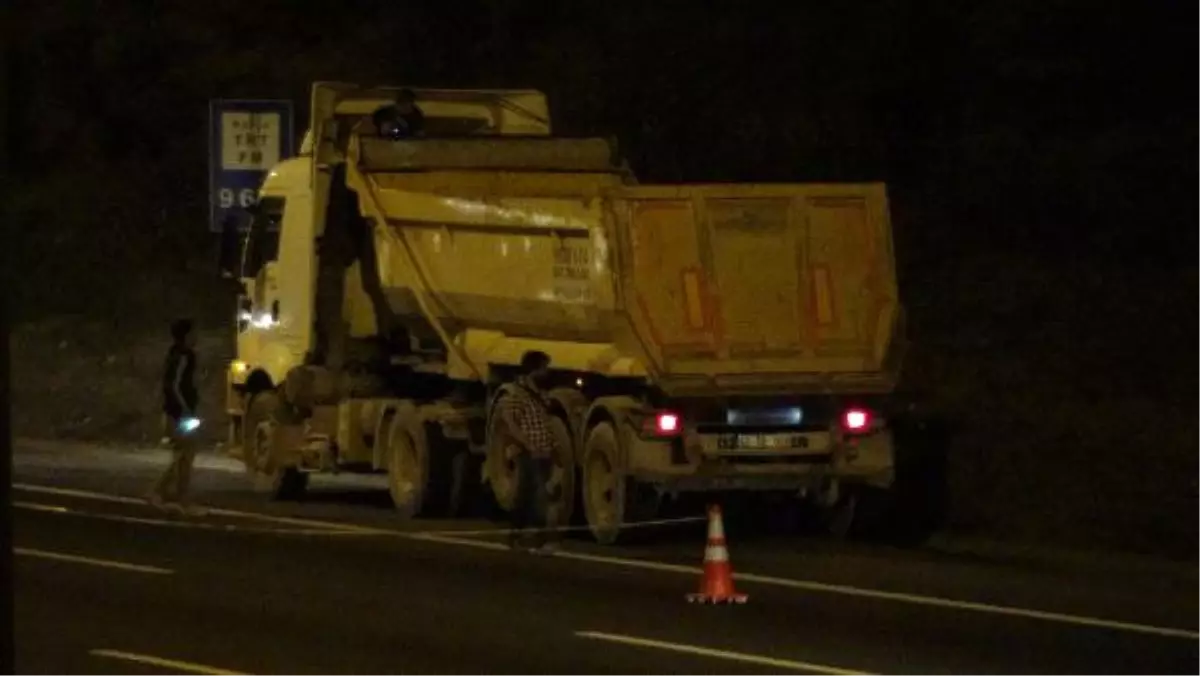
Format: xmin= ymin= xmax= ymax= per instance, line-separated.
xmin=628 ymin=428 xmax=896 ymax=492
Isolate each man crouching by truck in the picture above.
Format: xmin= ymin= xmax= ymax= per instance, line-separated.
xmin=500 ymin=351 xmax=560 ymax=553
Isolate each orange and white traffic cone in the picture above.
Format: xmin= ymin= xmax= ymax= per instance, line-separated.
xmin=686 ymin=504 xmax=748 ymax=604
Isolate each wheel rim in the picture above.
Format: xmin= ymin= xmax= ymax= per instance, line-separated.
xmin=586 ymin=451 xmax=617 ymax=529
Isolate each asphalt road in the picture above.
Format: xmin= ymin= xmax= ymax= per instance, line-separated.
xmin=11 ymin=440 xmax=1199 ymax=674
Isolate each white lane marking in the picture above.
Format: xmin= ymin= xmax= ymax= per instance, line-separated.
xmin=15 ymin=547 xmax=173 ymax=575
xmin=409 ymin=533 xmax=509 ymax=551
xmin=13 ymin=483 xmax=385 ymax=534
xmin=13 ymin=501 xmax=378 ymax=537
xmin=14 ymin=478 xmax=703 ymax=537
xmin=408 ymin=534 xmax=1200 ymax=641
xmin=91 ymin=649 xmax=246 ymax=675
xmin=14 ymin=483 xmax=146 ymax=506
xmin=16 ymin=483 xmax=1200 ymax=641
xmin=13 ymin=501 xmax=69 ymax=513
xmin=576 ymin=630 xmax=869 ymax=675
xmin=414 ymin=515 xmax=706 ymax=537
xmin=731 ymin=571 xmax=1200 ymax=641
xmin=553 ymin=547 xmax=698 ymax=575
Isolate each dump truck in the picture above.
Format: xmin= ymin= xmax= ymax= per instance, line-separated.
xmin=218 ymin=82 xmax=906 ymax=544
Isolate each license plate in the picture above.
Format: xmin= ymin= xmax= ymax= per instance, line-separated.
xmin=717 ymin=433 xmax=808 ymax=451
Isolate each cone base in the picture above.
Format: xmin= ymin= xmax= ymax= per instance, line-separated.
xmin=686 ymin=592 xmax=749 ymax=604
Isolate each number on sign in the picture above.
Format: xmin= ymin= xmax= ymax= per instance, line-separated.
xmin=217 ymin=188 xmax=259 ymax=209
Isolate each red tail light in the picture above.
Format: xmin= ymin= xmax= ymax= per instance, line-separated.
xmin=842 ymin=408 xmax=871 ymax=433
xmin=644 ymin=411 xmax=682 ymax=437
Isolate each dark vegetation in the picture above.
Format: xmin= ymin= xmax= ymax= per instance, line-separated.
xmin=4 ymin=1 xmax=1195 ymax=558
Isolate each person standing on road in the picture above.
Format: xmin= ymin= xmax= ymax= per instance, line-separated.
xmin=499 ymin=350 xmax=560 ymax=552
xmin=147 ymin=319 xmax=205 ymax=515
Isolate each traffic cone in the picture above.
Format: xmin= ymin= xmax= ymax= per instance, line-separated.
xmin=686 ymin=504 xmax=748 ymax=604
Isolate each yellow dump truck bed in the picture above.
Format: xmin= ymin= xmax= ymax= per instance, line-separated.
xmin=608 ymin=183 xmax=902 ymax=396
xmin=345 ymin=136 xmax=903 ymax=396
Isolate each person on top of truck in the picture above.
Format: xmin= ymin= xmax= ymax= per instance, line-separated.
xmin=371 ymin=88 xmax=425 ymax=140
xmin=499 ymin=350 xmax=559 ymax=552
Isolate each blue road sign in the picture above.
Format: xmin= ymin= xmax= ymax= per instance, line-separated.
xmin=208 ymin=99 xmax=295 ymax=232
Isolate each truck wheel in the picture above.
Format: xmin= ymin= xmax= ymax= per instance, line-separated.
xmin=546 ymin=416 xmax=577 ymax=529
xmin=582 ymin=422 xmax=657 ymax=545
xmin=804 ymin=484 xmax=902 ymax=541
xmin=266 ymin=468 xmax=309 ymax=501
xmin=423 ymin=423 xmax=466 ymax=518
xmin=840 ymin=486 xmax=912 ymax=544
xmin=385 ymin=412 xmax=468 ymax=519
xmin=385 ymin=414 xmax=430 ymax=519
xmin=444 ymin=449 xmax=477 ymax=518
xmin=244 ymin=391 xmax=308 ymax=501
xmin=822 ymin=490 xmax=859 ymax=540
xmin=242 ymin=391 xmax=279 ymax=476
xmin=484 ymin=406 xmax=519 ymax=512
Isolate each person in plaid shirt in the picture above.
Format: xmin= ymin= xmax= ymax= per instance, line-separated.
xmin=499 ymin=350 xmax=559 ymax=552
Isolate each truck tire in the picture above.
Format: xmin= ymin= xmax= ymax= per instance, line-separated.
xmin=485 ymin=404 xmax=577 ymax=522
xmin=444 ymin=449 xmax=477 ymax=518
xmin=546 ymin=416 xmax=577 ymax=529
xmin=243 ymin=391 xmax=308 ymax=501
xmin=241 ymin=391 xmax=277 ymax=476
xmin=582 ymin=421 xmax=657 ymax=545
xmin=425 ymin=424 xmax=467 ymax=518
xmin=267 ymin=468 xmax=309 ymax=501
xmin=384 ymin=414 xmax=431 ymax=519
xmin=484 ymin=405 xmax=519 ymax=512
xmin=807 ymin=485 xmax=896 ymax=542
xmin=822 ymin=489 xmax=859 ymax=540
xmin=838 ymin=485 xmax=924 ymax=545
xmin=384 ymin=409 xmax=464 ymax=519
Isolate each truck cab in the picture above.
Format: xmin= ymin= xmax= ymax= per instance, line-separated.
xmin=222 ymin=85 xmax=561 ymax=432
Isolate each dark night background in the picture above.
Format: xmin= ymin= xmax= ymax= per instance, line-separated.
xmin=2 ymin=1 xmax=1196 ymax=558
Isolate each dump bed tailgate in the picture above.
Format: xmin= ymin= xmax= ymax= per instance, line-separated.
xmin=608 ymin=184 xmax=902 ymax=396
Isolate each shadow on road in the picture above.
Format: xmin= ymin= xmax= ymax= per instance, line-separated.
xmin=292 ymin=488 xmax=396 ymax=509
